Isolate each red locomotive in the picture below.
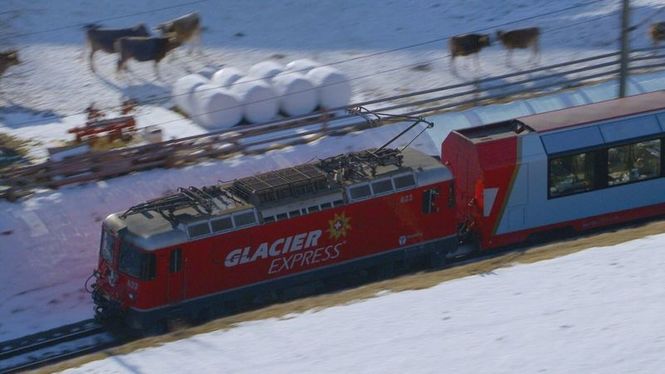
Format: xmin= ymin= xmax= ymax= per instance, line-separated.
xmin=93 ymin=145 xmax=457 ymax=330
xmin=93 ymin=91 xmax=665 ymax=331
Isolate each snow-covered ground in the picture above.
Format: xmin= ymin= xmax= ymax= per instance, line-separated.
xmin=64 ymin=233 xmax=665 ymax=374
xmin=1 ymin=0 xmax=665 ymax=370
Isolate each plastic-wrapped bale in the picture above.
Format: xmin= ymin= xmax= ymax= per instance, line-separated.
xmin=285 ymin=58 xmax=320 ymax=74
xmin=197 ymin=66 xmax=218 ymax=79
xmin=232 ymin=77 xmax=279 ymax=124
xmin=248 ymin=60 xmax=284 ymax=82
xmin=211 ymin=67 xmax=243 ymax=88
xmin=306 ymin=66 xmax=352 ymax=110
xmin=173 ymin=74 xmax=209 ymax=117
xmin=272 ymin=71 xmax=317 ymax=117
xmin=191 ymin=84 xmax=243 ymax=129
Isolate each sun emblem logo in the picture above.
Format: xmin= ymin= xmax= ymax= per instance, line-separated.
xmin=328 ymin=212 xmax=351 ymax=240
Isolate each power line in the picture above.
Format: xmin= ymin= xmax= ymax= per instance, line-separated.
xmin=4 ymin=0 xmax=608 ymax=128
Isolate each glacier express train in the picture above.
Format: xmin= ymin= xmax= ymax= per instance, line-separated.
xmin=92 ymin=91 xmax=665 ymax=331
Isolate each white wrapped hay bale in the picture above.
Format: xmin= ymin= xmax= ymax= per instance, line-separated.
xmin=173 ymin=74 xmax=209 ymax=116
xmin=197 ymin=66 xmax=218 ymax=79
xmin=285 ymin=58 xmax=320 ymax=74
xmin=192 ymin=84 xmax=243 ymax=129
xmin=248 ymin=60 xmax=284 ymax=82
xmin=272 ymin=72 xmax=317 ymax=117
xmin=232 ymin=77 xmax=279 ymax=124
xmin=211 ymin=67 xmax=244 ymax=88
xmin=306 ymin=66 xmax=352 ymax=110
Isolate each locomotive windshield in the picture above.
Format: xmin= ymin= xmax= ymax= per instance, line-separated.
xmin=119 ymin=242 xmax=156 ymax=280
xmin=100 ymin=230 xmax=114 ymax=264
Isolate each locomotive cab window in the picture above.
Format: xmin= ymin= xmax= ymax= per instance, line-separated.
xmin=549 ymin=152 xmax=596 ymax=198
xmin=100 ymin=230 xmax=115 ymax=264
xmin=119 ymin=243 xmax=156 ymax=280
xmin=607 ymin=139 xmax=661 ymax=186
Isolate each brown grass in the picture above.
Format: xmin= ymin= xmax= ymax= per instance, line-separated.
xmin=0 ymin=132 xmax=30 ymax=156
xmin=41 ymin=218 xmax=665 ymax=373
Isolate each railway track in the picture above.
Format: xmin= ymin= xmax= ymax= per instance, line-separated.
xmin=0 ymin=319 xmax=121 ymax=373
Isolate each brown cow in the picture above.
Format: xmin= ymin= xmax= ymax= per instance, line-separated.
xmin=115 ymin=36 xmax=182 ymax=79
xmin=84 ymin=24 xmax=150 ymax=72
xmin=496 ymin=27 xmax=540 ymax=66
xmin=0 ymin=50 xmax=20 ymax=78
xmin=449 ymin=34 xmax=491 ymax=75
xmin=156 ymin=12 xmax=202 ymax=54
xmin=649 ymin=22 xmax=665 ymax=48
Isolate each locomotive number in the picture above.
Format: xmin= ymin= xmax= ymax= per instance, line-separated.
xmin=400 ymin=194 xmax=413 ymax=203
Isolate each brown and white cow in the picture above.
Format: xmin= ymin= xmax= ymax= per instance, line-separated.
xmin=115 ymin=36 xmax=182 ymax=79
xmin=496 ymin=27 xmax=540 ymax=66
xmin=84 ymin=24 xmax=150 ymax=72
xmin=449 ymin=33 xmax=491 ymax=75
xmin=0 ymin=50 xmax=19 ymax=79
xmin=649 ymin=22 xmax=665 ymax=48
xmin=156 ymin=12 xmax=202 ymax=55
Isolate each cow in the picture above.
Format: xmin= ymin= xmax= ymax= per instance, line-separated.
xmin=84 ymin=23 xmax=150 ymax=72
xmin=115 ymin=36 xmax=182 ymax=79
xmin=0 ymin=50 xmax=19 ymax=79
xmin=496 ymin=27 xmax=540 ymax=66
xmin=156 ymin=12 xmax=202 ymax=55
xmin=649 ymin=22 xmax=665 ymax=48
xmin=449 ymin=34 xmax=491 ymax=75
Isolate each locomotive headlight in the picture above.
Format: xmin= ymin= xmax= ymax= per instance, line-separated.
xmin=128 ymin=292 xmax=136 ymax=301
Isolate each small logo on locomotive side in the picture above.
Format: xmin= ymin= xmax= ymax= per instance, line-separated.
xmin=328 ymin=212 xmax=351 ymax=240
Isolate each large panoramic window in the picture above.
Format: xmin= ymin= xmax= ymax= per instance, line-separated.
xmin=607 ymin=139 xmax=661 ymax=186
xmin=549 ymin=152 xmax=596 ymax=198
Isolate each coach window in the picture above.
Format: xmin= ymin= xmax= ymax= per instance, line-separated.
xmin=607 ymin=139 xmax=661 ymax=186
xmin=549 ymin=152 xmax=596 ymax=198
xmin=289 ymin=210 xmax=301 ymax=217
xmin=307 ymin=205 xmax=320 ymax=213
xmin=187 ymin=222 xmax=211 ymax=238
xmin=349 ymin=184 xmax=371 ymax=200
xmin=320 ymin=202 xmax=332 ymax=209
xmin=170 ymin=248 xmax=182 ymax=273
xmin=233 ymin=211 xmax=257 ymax=227
xmin=211 ymin=216 xmax=233 ymax=232
xmin=371 ymin=179 xmax=394 ymax=195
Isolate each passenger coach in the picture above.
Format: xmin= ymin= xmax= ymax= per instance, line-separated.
xmin=443 ymin=91 xmax=665 ymax=250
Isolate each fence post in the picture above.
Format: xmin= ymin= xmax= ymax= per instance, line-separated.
xmin=619 ymin=0 xmax=631 ymax=98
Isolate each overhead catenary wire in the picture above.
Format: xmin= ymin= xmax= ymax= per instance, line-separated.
xmin=3 ymin=0 xmax=610 ymax=129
